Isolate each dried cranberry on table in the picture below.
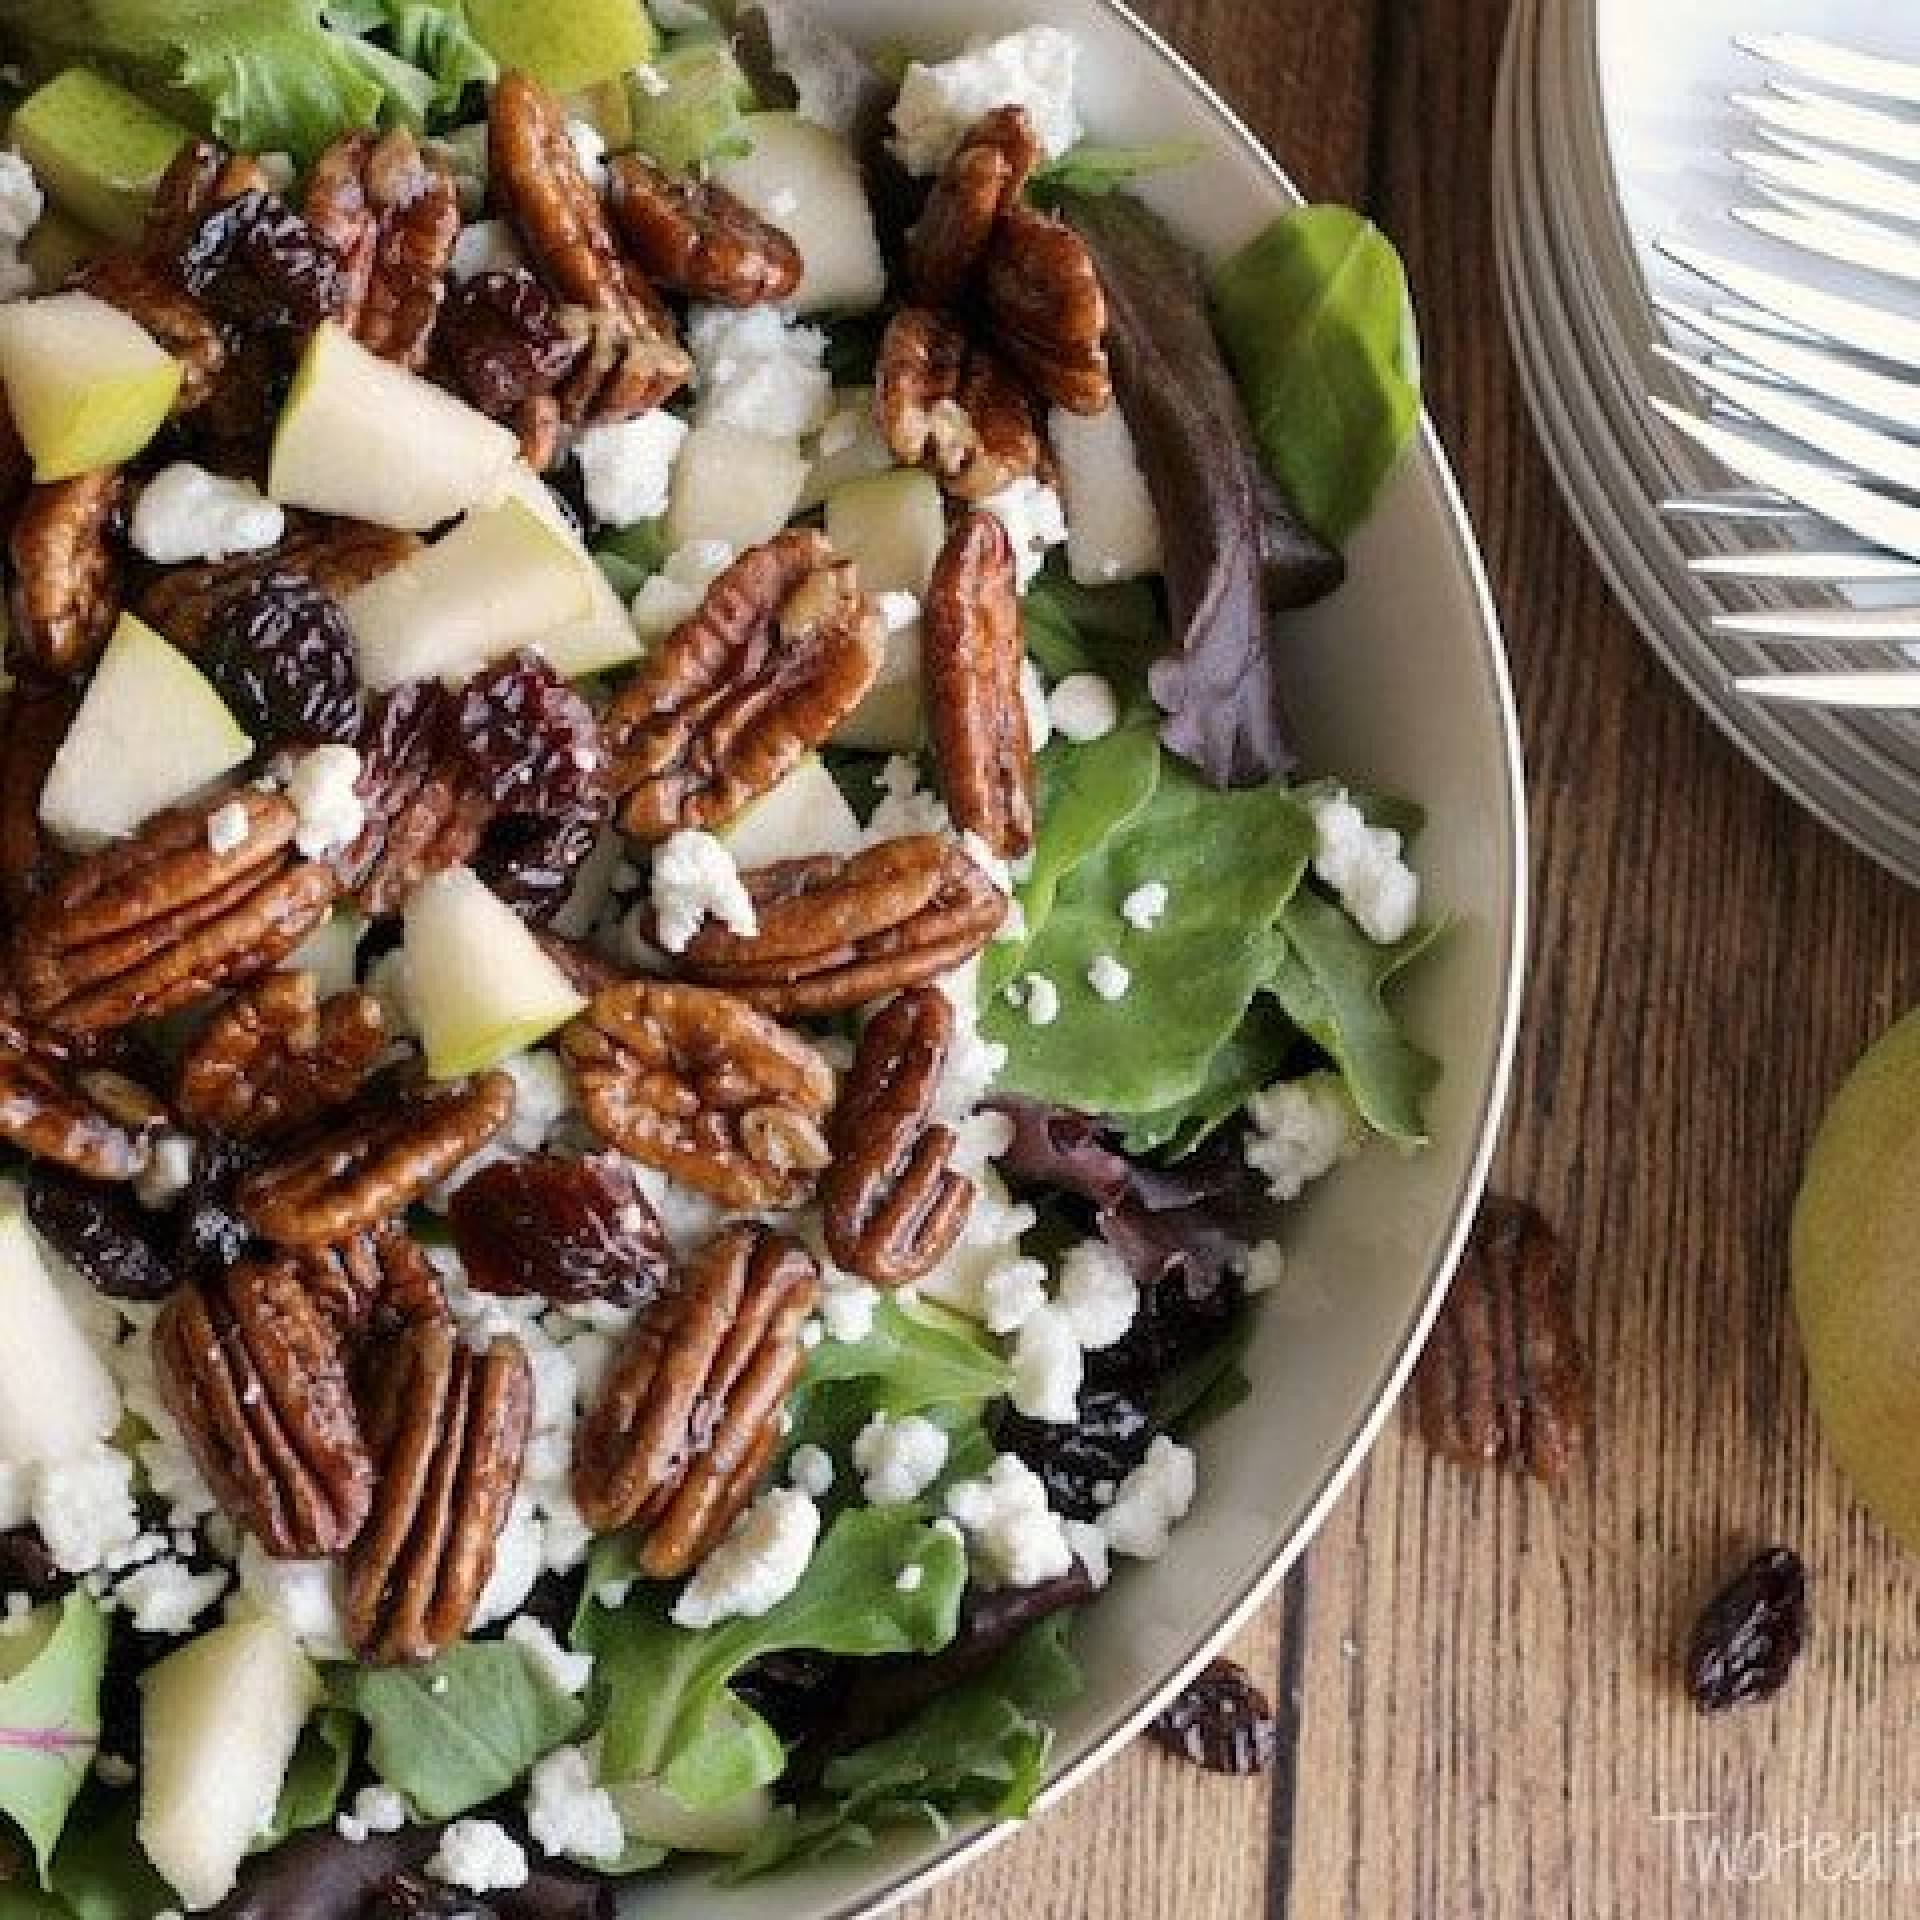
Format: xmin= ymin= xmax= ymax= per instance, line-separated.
xmin=180 ymin=190 xmax=348 ymax=332
xmin=1151 ymin=1657 xmax=1280 ymax=1774
xmin=201 ymin=572 xmax=366 ymax=746
xmin=1686 ymin=1547 xmax=1808 ymax=1712
xmin=23 ymin=1163 xmax=175 ymax=1300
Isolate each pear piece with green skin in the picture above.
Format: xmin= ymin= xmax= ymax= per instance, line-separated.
xmin=11 ymin=69 xmax=190 ymax=245
xmin=139 ymin=1616 xmax=321 ymax=1913
xmin=39 ymin=613 xmax=253 ymax=848
xmin=269 ymin=322 xmax=521 ymax=532
xmin=666 ymin=423 xmax=810 ymax=551
xmin=499 ymin=464 xmax=647 ymax=678
xmin=465 ymin=0 xmax=658 ymax=95
xmin=0 ymin=290 xmax=181 ymax=481
xmin=403 ymin=867 xmax=587 ymax=1080
xmin=626 ymin=38 xmax=754 ymax=174
xmin=345 ymin=496 xmax=597 ymax=693
xmin=1794 ymin=1007 xmax=1920 ymax=1554
xmin=718 ymin=755 xmax=863 ymax=868
xmin=0 ymin=1206 xmax=121 ymax=1469
xmin=798 ymin=389 xmax=893 ymax=512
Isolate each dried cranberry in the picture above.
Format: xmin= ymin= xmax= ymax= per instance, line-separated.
xmin=1687 ymin=1547 xmax=1807 ymax=1712
xmin=448 ymin=1152 xmax=669 ymax=1308
xmin=734 ymin=1650 xmax=846 ymax=1745
xmin=0 ymin=1528 xmax=65 ymax=1602
xmin=1150 ymin=1658 xmax=1280 ymax=1774
xmin=24 ymin=1165 xmax=175 ymax=1300
xmin=363 ymin=1877 xmax=500 ymax=1920
xmin=451 ymin=653 xmax=606 ymax=816
xmin=203 ymin=572 xmax=365 ymax=746
xmin=997 ymin=1387 xmax=1154 ymax=1521
xmin=172 ymin=1134 xmax=266 ymax=1284
xmin=440 ymin=269 xmax=584 ymax=419
xmin=181 ymin=189 xmax=347 ymax=331
xmin=477 ymin=810 xmax=606 ymax=918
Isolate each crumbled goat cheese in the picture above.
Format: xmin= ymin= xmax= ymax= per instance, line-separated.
xmin=449 ymin=216 xmax=525 ymax=282
xmin=688 ymin=305 xmax=832 ymax=439
xmin=864 ymin=754 xmax=950 ymax=842
xmin=134 ymin=1132 xmax=196 ymax=1211
xmin=1121 ymin=882 xmax=1169 ymax=931
xmin=944 ymin=1454 xmax=1074 ymax=1589
xmin=1009 ymin=1305 xmax=1083 ymax=1425
xmin=1056 ymin=1242 xmax=1139 ymax=1351
xmin=576 ymin=411 xmax=689 ymax=529
xmin=0 ymin=1465 xmax=24 ymax=1532
xmin=1020 ymin=659 xmax=1053 ymax=751
xmin=0 ymin=150 xmax=43 ymax=246
xmin=350 ymin=1786 xmax=408 ymax=1834
xmin=759 ymin=0 xmax=872 ymax=133
xmin=1099 ymin=1436 xmax=1196 ymax=1560
xmin=1067 ymin=1518 xmax=1111 ymax=1590
xmin=1086 ymin=954 xmax=1131 ymax=1002
xmin=788 ymin=1443 xmax=835 ymax=1499
xmin=500 ymin=1050 xmax=576 ymax=1154
xmin=506 ymin=1617 xmax=596 ymax=1698
xmin=1240 ymin=1241 xmax=1288 ymax=1296
xmin=1050 ymin=402 xmax=1164 ymax=586
xmin=1307 ymin=788 xmax=1421 ymax=946
xmin=981 ymin=1257 xmax=1049 ymax=1336
xmin=1023 ymin=975 xmax=1060 ymax=1027
xmin=527 ymin=1745 xmax=625 ymax=1865
xmin=984 ymin=477 xmax=1069 ymax=591
xmin=1047 ymin=673 xmax=1119 ymax=744
xmin=114 ymin=1558 xmax=228 ymax=1636
xmin=1244 ymin=1072 xmax=1362 ymax=1204
xmin=235 ymin=1538 xmax=349 ymax=1660
xmin=895 ymin=1563 xmax=925 ymax=1593
xmin=131 ymin=464 xmax=285 ymax=566
xmin=632 ymin=539 xmax=736 ymax=638
xmin=0 ymin=1592 xmax=31 ymax=1634
xmin=671 ymin=1487 xmax=821 ymax=1629
xmin=286 ymin=746 xmax=366 ymax=861
xmin=650 ymin=829 xmax=758 ymax=954
xmin=31 ymin=1447 xmax=139 ymax=1574
xmin=852 ymin=1413 xmax=949 ymax=1507
xmin=877 ymin=590 xmax=920 ymax=634
xmin=819 ymin=1276 xmax=879 ymax=1344
xmin=428 ymin=1818 xmax=530 ymax=1894
xmin=891 ymin=27 xmax=1082 ymax=175
xmin=995 ymin=897 xmax=1028 ymax=945
xmin=205 ymin=800 xmax=253 ymax=857
xmin=565 ymin=119 xmax=609 ymax=189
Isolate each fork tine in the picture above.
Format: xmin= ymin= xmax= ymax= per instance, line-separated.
xmin=1713 ymin=606 xmax=1920 ymax=643
xmin=1736 ymin=145 xmax=1920 ymax=230
xmin=1731 ymin=199 xmax=1920 ymax=289
xmin=1736 ymin=31 xmax=1920 ymax=106
xmin=1735 ymin=673 xmax=1920 ymax=709
xmin=1733 ymin=86 xmax=1920 ymax=170
xmin=1691 ymin=549 xmax=1920 ymax=583
xmin=1660 ymin=489 xmax=1816 ymax=522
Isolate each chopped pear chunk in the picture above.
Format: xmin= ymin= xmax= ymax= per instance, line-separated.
xmin=0 ymin=1208 xmax=121 ymax=1468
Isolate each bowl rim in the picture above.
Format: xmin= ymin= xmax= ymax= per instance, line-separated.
xmin=741 ymin=6 xmax=1527 ymax=1912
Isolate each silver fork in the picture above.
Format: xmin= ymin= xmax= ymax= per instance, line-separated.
xmin=1651 ymin=33 xmax=1920 ymax=707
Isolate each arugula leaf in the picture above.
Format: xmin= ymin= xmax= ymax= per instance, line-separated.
xmin=332 ymin=1638 xmax=585 ymax=1821
xmin=1270 ymin=889 xmax=1441 ymax=1144
xmin=1212 ymin=205 xmax=1421 ymax=546
xmin=1032 ymin=140 xmax=1206 ymax=200
xmin=252 ymin=1707 xmax=355 ymax=1853
xmin=0 ymin=1595 xmax=106 ymax=1886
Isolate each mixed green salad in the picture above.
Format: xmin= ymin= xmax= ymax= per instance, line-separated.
xmin=0 ymin=2 xmax=1428 ymax=1915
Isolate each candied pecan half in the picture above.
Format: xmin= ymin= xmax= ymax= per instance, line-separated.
xmin=607 ymin=156 xmax=803 ymax=307
xmin=561 ymin=981 xmax=836 ymax=1209
xmin=155 ymin=1254 xmax=375 ymax=1558
xmin=573 ymin=1223 xmax=819 ymax=1573
xmin=677 ymin=836 xmax=1005 ymax=1018
xmin=144 ymin=140 xmax=272 ymax=262
xmin=304 ymin=128 xmax=460 ymax=369
xmin=9 ymin=471 xmax=125 ymax=675
xmin=605 ymin=530 xmax=883 ymax=841
xmin=238 ymin=1071 xmax=515 ymax=1249
xmin=0 ymin=675 xmax=77 ymax=915
xmin=905 ymin=106 xmax=1041 ymax=308
xmin=72 ymin=255 xmax=229 ymax=416
xmin=0 ymin=1038 xmax=164 ymax=1180
xmin=177 ymin=970 xmax=387 ymax=1141
xmin=301 ymin=1228 xmax=447 ymax=1338
xmin=490 ymin=71 xmax=691 ymax=420
xmin=347 ymin=1320 xmax=531 ymax=1664
xmin=877 ymin=307 xmax=1041 ymax=502
xmin=15 ymin=790 xmax=340 ymax=1035
xmin=923 ymin=511 xmax=1033 ymax=860
xmin=823 ymin=987 xmax=972 ymax=1286
xmin=984 ymin=205 xmax=1113 ymax=415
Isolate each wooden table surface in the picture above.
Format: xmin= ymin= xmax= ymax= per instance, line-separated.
xmin=907 ymin=1 xmax=1920 ymax=1915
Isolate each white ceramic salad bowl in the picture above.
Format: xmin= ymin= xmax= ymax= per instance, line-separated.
xmin=632 ymin=2 xmax=1527 ymax=1913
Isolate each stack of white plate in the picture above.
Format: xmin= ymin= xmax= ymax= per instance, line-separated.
xmin=1496 ymin=0 xmax=1920 ymax=883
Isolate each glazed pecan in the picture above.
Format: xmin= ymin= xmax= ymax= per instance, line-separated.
xmin=823 ymin=988 xmax=972 ymax=1286
xmin=572 ymin=1223 xmax=819 ymax=1574
xmin=561 ymin=981 xmax=835 ymax=1209
xmin=304 ymin=129 xmax=460 ymax=370
xmin=144 ymin=139 xmax=273 ymax=262
xmin=1412 ymin=1196 xmax=1589 ymax=1485
xmin=155 ymin=1254 xmax=375 ymax=1558
xmin=605 ymin=530 xmax=883 ymax=841
xmin=72 ymin=255 xmax=229 ymax=416
xmin=607 ymin=156 xmax=803 ymax=307
xmin=877 ymin=308 xmax=1041 ymax=502
xmin=536 ymin=929 xmax=627 ymax=998
xmin=300 ymin=1228 xmax=447 ymax=1338
xmin=9 ymin=472 xmax=125 ymax=675
xmin=0 ymin=1038 xmax=165 ymax=1180
xmin=677 ymin=836 xmax=1005 ymax=1018
xmin=177 ymin=970 xmax=387 ymax=1141
xmin=905 ymin=106 xmax=1041 ymax=308
xmin=923 ymin=512 xmax=1033 ymax=860
xmin=490 ymin=71 xmax=691 ymax=421
xmin=16 ymin=790 xmax=340 ymax=1035
xmin=984 ymin=205 xmax=1113 ymax=415
xmin=238 ymin=1070 xmax=515 ymax=1249
xmin=347 ymin=1320 xmax=531 ymax=1664
xmin=0 ymin=675 xmax=77 ymax=915
xmin=0 ymin=402 xmax=29 ymax=539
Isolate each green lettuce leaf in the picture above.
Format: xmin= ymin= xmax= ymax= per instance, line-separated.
xmin=324 ymin=0 xmax=495 ymax=115
xmin=798 ymin=1299 xmax=1010 ymax=1415
xmin=5 ymin=1794 xmax=172 ymax=1920
xmin=252 ymin=1706 xmax=355 ymax=1852
xmin=1020 ymin=571 xmax=1164 ymax=688
xmin=1212 ymin=204 xmax=1421 ymax=545
xmin=0 ymin=1595 xmax=106 ymax=1886
xmin=593 ymin=518 xmax=671 ymax=599
xmin=1031 ymin=141 xmax=1205 ymax=201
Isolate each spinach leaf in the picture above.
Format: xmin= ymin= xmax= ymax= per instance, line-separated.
xmin=1117 ymin=996 xmax=1305 ymax=1159
xmin=0 ymin=1595 xmax=105 ymax=1885
xmin=1021 ymin=572 xmax=1164 ymax=688
xmin=11 ymin=1794 xmax=172 ymax=1920
xmin=252 ymin=1707 xmax=355 ymax=1852
xmin=799 ymin=1299 xmax=1010 ymax=1413
xmin=1212 ymin=205 xmax=1421 ymax=546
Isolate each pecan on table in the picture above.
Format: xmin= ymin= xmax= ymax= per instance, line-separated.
xmin=905 ymin=106 xmax=1042 ymax=309
xmin=605 ymin=530 xmax=883 ymax=841
xmin=876 ymin=307 xmax=1042 ymax=503
xmin=177 ymin=970 xmax=386 ymax=1141
xmin=561 ymin=981 xmax=836 ymax=1210
xmin=155 ymin=1254 xmax=375 ymax=1558
xmin=677 ymin=835 xmax=1005 ymax=1018
xmin=9 ymin=470 xmax=125 ymax=676
xmin=437 ymin=269 xmax=586 ymax=472
xmin=984 ymin=205 xmax=1113 ymax=416
xmin=607 ymin=156 xmax=803 ymax=307
xmin=573 ymin=1223 xmax=819 ymax=1574
xmin=0 ymin=674 xmax=77 ymax=915
xmin=0 ymin=1031 xmax=166 ymax=1180
xmin=304 ymin=128 xmax=460 ymax=370
xmin=489 ymin=71 xmax=691 ymax=422
xmin=1412 ymin=1195 xmax=1589 ymax=1485
xmin=238 ymin=1070 xmax=515 ymax=1249
xmin=823 ymin=987 xmax=972 ymax=1286
xmin=15 ymin=790 xmax=340 ymax=1036
xmin=347 ymin=1319 xmax=532 ymax=1665
xmin=923 ymin=511 xmax=1034 ymax=859
xmin=72 ymin=254 xmax=230 ymax=417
